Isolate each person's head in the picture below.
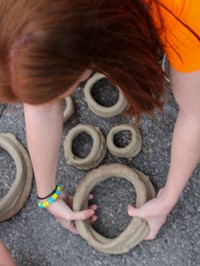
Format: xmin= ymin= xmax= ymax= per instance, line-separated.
xmin=0 ymin=0 xmax=165 ymax=118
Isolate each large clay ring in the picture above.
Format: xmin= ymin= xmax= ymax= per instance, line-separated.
xmin=84 ymin=73 xmax=127 ymax=117
xmin=106 ymin=125 xmax=142 ymax=158
xmin=63 ymin=96 xmax=74 ymax=122
xmin=64 ymin=124 xmax=106 ymax=170
xmin=0 ymin=133 xmax=33 ymax=222
xmin=73 ymin=164 xmax=156 ymax=254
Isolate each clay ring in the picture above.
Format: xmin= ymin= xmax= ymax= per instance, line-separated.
xmin=64 ymin=124 xmax=106 ymax=170
xmin=106 ymin=125 xmax=142 ymax=158
xmin=63 ymin=96 xmax=74 ymax=122
xmin=84 ymin=73 xmax=127 ymax=117
xmin=73 ymin=164 xmax=156 ymax=254
xmin=0 ymin=133 xmax=33 ymax=222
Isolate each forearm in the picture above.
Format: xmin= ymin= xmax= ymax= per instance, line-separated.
xmin=162 ymin=110 xmax=200 ymax=209
xmin=161 ymin=68 xmax=200 ymax=211
xmin=23 ymin=101 xmax=63 ymax=198
xmin=129 ymin=69 xmax=200 ymax=240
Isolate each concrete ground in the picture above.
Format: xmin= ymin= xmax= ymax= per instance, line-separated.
xmin=0 ymin=77 xmax=200 ymax=266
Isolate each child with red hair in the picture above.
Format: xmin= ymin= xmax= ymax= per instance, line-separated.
xmin=0 ymin=0 xmax=199 ymax=240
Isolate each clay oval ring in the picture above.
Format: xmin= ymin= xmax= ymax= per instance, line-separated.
xmin=0 ymin=133 xmax=33 ymax=222
xmin=64 ymin=124 xmax=106 ymax=170
xmin=106 ymin=125 xmax=142 ymax=158
xmin=73 ymin=164 xmax=156 ymax=254
xmin=63 ymin=96 xmax=74 ymax=122
xmin=84 ymin=73 xmax=127 ymax=117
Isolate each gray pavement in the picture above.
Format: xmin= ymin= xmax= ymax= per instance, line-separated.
xmin=0 ymin=78 xmax=200 ymax=266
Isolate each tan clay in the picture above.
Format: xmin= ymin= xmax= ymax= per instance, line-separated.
xmin=106 ymin=125 xmax=142 ymax=158
xmin=73 ymin=164 xmax=156 ymax=254
xmin=64 ymin=124 xmax=106 ymax=170
xmin=84 ymin=73 xmax=127 ymax=117
xmin=0 ymin=133 xmax=33 ymax=222
xmin=63 ymin=96 xmax=74 ymax=122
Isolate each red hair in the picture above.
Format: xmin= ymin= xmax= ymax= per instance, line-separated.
xmin=0 ymin=0 xmax=165 ymax=117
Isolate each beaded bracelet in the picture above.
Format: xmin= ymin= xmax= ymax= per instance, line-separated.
xmin=38 ymin=184 xmax=61 ymax=209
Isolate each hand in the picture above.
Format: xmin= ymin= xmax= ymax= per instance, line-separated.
xmin=127 ymin=188 xmax=173 ymax=240
xmin=46 ymin=191 xmax=97 ymax=234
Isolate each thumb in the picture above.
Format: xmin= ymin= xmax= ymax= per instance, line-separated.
xmin=69 ymin=209 xmax=95 ymax=221
xmin=127 ymin=204 xmax=140 ymax=217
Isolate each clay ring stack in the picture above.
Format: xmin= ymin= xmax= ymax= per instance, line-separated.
xmin=64 ymin=124 xmax=106 ymax=170
xmin=73 ymin=164 xmax=156 ymax=254
xmin=106 ymin=125 xmax=142 ymax=158
xmin=84 ymin=73 xmax=127 ymax=117
xmin=0 ymin=133 xmax=33 ymax=222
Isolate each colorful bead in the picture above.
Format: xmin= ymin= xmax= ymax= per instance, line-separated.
xmin=38 ymin=202 xmax=44 ymax=208
xmin=48 ymin=198 xmax=55 ymax=204
xmin=43 ymin=202 xmax=49 ymax=207
xmin=38 ymin=184 xmax=62 ymax=209
xmin=52 ymin=194 xmax=57 ymax=200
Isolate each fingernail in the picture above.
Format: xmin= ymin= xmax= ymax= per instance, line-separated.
xmin=90 ymin=210 xmax=95 ymax=215
xmin=93 ymin=217 xmax=98 ymax=223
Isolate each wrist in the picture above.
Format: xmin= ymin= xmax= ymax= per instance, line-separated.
xmin=37 ymin=184 xmax=62 ymax=209
xmin=158 ymin=187 xmax=179 ymax=213
xmin=36 ymin=181 xmax=57 ymax=199
xmin=37 ymin=185 xmax=57 ymax=200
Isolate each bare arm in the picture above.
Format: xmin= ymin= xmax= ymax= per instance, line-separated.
xmin=23 ymin=101 xmax=95 ymax=233
xmin=24 ymin=101 xmax=63 ymax=197
xmin=162 ymin=67 xmax=200 ymax=205
xmin=128 ymin=67 xmax=200 ymax=239
xmin=0 ymin=241 xmax=16 ymax=266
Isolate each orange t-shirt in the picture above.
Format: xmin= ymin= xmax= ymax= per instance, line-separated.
xmin=149 ymin=0 xmax=200 ymax=72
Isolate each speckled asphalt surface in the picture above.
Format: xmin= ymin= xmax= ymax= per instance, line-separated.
xmin=0 ymin=77 xmax=200 ymax=266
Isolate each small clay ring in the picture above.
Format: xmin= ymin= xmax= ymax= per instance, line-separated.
xmin=0 ymin=133 xmax=33 ymax=221
xmin=73 ymin=164 xmax=156 ymax=254
xmin=84 ymin=73 xmax=127 ymax=117
xmin=106 ymin=125 xmax=142 ymax=158
xmin=63 ymin=96 xmax=74 ymax=122
xmin=64 ymin=124 xmax=106 ymax=170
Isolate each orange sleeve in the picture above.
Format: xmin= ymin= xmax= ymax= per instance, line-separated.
xmin=150 ymin=0 xmax=200 ymax=73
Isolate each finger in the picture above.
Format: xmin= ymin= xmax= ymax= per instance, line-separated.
xmin=89 ymin=204 xmax=98 ymax=211
xmin=157 ymin=187 xmax=165 ymax=197
xmin=69 ymin=209 xmax=95 ymax=221
xmin=144 ymin=216 xmax=167 ymax=240
xmin=144 ymin=233 xmax=156 ymax=240
xmin=59 ymin=191 xmax=68 ymax=201
xmin=88 ymin=194 xmax=94 ymax=200
xmin=90 ymin=215 xmax=98 ymax=223
xmin=58 ymin=218 xmax=79 ymax=234
xmin=69 ymin=226 xmax=79 ymax=235
xmin=66 ymin=196 xmax=73 ymax=209
xmin=144 ymin=225 xmax=158 ymax=240
xmin=127 ymin=204 xmax=140 ymax=217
